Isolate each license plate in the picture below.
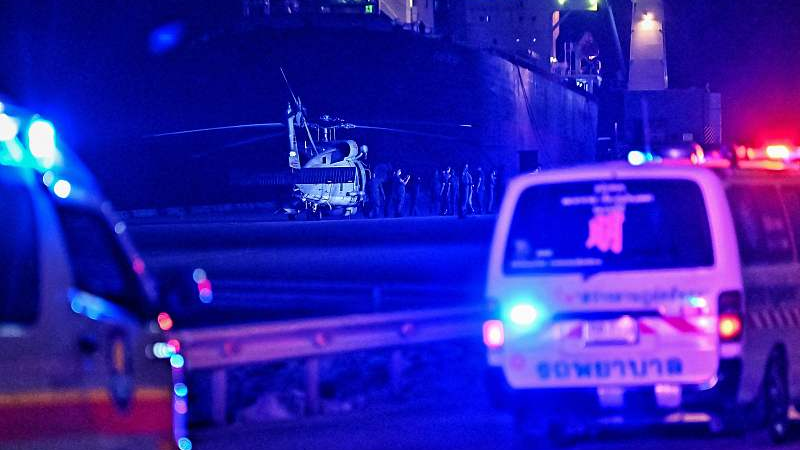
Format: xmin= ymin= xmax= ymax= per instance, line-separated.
xmin=583 ymin=316 xmax=638 ymax=345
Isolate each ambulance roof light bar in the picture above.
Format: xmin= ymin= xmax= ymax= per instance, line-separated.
xmin=627 ymin=143 xmax=800 ymax=171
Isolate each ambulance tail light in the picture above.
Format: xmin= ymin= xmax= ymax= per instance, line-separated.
xmin=718 ymin=291 xmax=743 ymax=342
xmin=483 ymin=320 xmax=504 ymax=349
xmin=719 ymin=313 xmax=743 ymax=341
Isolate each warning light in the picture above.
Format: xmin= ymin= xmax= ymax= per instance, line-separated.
xmin=641 ymin=12 xmax=656 ymax=30
xmin=152 ymin=342 xmax=178 ymax=359
xmin=170 ymin=353 xmax=185 ymax=369
xmin=53 ymin=179 xmax=72 ymax=199
xmin=167 ymin=338 xmax=181 ymax=353
xmin=627 ymin=150 xmax=647 ymax=166
xmin=765 ymin=144 xmax=791 ymax=160
xmin=177 ymin=437 xmax=193 ymax=450
xmin=193 ymin=268 xmax=214 ymax=303
xmin=0 ymin=114 xmax=19 ymax=141
xmin=688 ymin=296 xmax=708 ymax=309
xmin=719 ymin=313 xmax=743 ymax=341
xmin=157 ymin=312 xmax=174 ymax=331
xmin=509 ymin=303 xmax=539 ymax=326
xmin=483 ymin=320 xmax=505 ymax=348
xmin=132 ymin=257 xmax=146 ymax=275
xmin=27 ymin=118 xmax=58 ymax=168
xmin=174 ymin=382 xmax=189 ymax=397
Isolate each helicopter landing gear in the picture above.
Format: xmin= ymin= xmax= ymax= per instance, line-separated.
xmin=302 ymin=202 xmax=324 ymax=220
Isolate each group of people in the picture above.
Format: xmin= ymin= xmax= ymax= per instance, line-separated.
xmin=364 ymin=165 xmax=498 ymax=219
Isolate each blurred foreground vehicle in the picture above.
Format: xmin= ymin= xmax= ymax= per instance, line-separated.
xmin=0 ymin=100 xmax=189 ymax=450
xmin=484 ymin=147 xmax=800 ymax=445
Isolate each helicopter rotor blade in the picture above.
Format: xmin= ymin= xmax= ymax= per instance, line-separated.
xmin=188 ymin=131 xmax=289 ymax=158
xmin=348 ymin=125 xmax=457 ymax=140
xmin=146 ymin=123 xmax=284 ymax=138
xmin=353 ymin=120 xmax=473 ymax=129
xmin=223 ymin=131 xmax=288 ymax=149
xmin=279 ymin=67 xmax=299 ymax=107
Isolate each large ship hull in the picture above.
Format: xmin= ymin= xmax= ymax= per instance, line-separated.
xmin=87 ymin=26 xmax=598 ymax=210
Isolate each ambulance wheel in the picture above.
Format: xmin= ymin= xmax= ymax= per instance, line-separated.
xmin=765 ymin=352 xmax=790 ymax=443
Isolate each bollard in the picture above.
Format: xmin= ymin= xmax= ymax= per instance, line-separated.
xmin=305 ymin=357 xmax=320 ymax=415
xmin=211 ymin=368 xmax=228 ymax=425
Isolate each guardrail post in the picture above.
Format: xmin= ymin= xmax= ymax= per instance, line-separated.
xmin=211 ymin=368 xmax=228 ymax=425
xmin=305 ymin=357 xmax=320 ymax=415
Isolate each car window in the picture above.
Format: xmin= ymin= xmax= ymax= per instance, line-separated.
xmin=727 ymin=185 xmax=793 ymax=265
xmin=505 ymin=179 xmax=714 ymax=274
xmin=779 ymin=186 xmax=800 ymax=257
xmin=55 ymin=204 xmax=145 ymax=317
xmin=0 ymin=170 xmax=39 ymax=325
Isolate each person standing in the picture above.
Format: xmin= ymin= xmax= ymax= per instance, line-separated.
xmin=487 ymin=168 xmax=497 ymax=214
xmin=450 ymin=167 xmax=459 ymax=216
xmin=383 ymin=171 xmax=395 ymax=218
xmin=441 ymin=167 xmax=453 ymax=215
xmin=460 ymin=164 xmax=473 ymax=217
xmin=474 ymin=167 xmax=485 ymax=214
xmin=408 ymin=175 xmax=421 ymax=216
xmin=392 ymin=168 xmax=411 ymax=217
xmin=431 ymin=169 xmax=442 ymax=216
xmin=366 ymin=171 xmax=384 ymax=218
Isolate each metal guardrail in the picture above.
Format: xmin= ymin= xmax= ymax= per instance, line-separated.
xmin=177 ymin=280 xmax=482 ymax=321
xmin=171 ymin=306 xmax=485 ymax=424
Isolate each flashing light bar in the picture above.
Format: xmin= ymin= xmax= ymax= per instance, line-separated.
xmin=627 ymin=143 xmax=800 ymax=170
xmin=765 ymin=144 xmax=792 ymax=160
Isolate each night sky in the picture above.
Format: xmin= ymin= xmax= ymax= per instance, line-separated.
xmin=663 ymin=0 xmax=800 ymax=145
xmin=2 ymin=0 xmax=798 ymax=146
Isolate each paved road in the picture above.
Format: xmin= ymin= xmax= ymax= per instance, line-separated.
xmin=191 ymin=400 xmax=796 ymax=450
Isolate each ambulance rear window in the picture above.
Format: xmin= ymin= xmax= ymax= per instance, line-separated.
xmin=504 ymin=179 xmax=714 ymax=275
xmin=0 ymin=171 xmax=39 ymax=325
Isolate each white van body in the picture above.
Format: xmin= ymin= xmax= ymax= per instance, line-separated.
xmin=0 ymin=102 xmax=185 ymax=449
xmin=485 ymin=161 xmax=800 ymax=439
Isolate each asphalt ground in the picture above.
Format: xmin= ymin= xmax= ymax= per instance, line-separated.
xmin=192 ymin=398 xmax=800 ymax=450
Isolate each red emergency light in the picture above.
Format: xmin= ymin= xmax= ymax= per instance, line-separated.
xmin=718 ymin=291 xmax=743 ymax=342
xmin=483 ymin=320 xmax=504 ymax=348
xmin=719 ymin=313 xmax=743 ymax=341
xmin=157 ymin=312 xmax=174 ymax=331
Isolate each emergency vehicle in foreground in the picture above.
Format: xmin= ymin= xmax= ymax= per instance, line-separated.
xmin=0 ymin=100 xmax=189 ymax=449
xmin=484 ymin=145 xmax=800 ymax=445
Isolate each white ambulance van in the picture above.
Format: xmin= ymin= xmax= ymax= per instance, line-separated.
xmin=484 ymin=154 xmax=800 ymax=444
xmin=0 ymin=100 xmax=190 ymax=450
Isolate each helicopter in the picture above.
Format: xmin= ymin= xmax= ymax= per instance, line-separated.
xmin=283 ymin=103 xmax=369 ymax=218
xmin=148 ymin=70 xmax=468 ymax=218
